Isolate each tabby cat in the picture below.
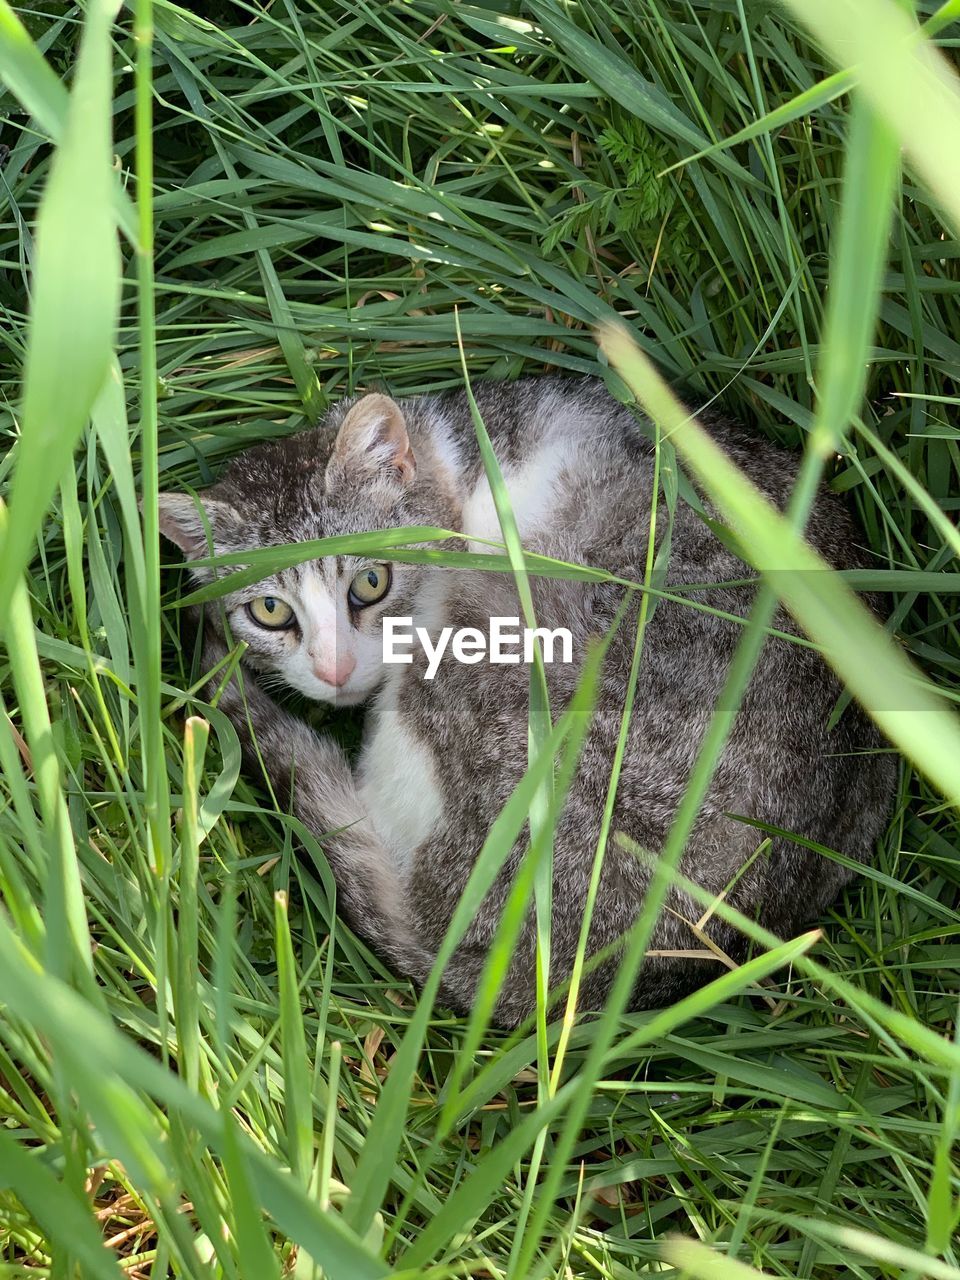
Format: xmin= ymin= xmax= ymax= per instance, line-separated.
xmin=158 ymin=377 xmax=895 ymax=1025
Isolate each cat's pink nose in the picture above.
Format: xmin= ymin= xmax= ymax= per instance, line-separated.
xmin=313 ymin=654 xmax=356 ymax=688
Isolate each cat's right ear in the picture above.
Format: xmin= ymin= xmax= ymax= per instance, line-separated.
xmin=156 ymin=492 xmax=239 ymax=561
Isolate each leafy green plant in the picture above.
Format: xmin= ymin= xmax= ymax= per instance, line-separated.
xmin=543 ymin=110 xmax=696 ymax=264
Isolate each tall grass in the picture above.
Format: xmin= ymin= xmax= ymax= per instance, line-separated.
xmin=1 ymin=1 xmax=959 ymax=1276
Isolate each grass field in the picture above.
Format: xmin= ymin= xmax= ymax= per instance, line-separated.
xmin=1 ymin=0 xmax=959 ymax=1276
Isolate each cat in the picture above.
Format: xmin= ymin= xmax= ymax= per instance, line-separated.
xmin=157 ymin=376 xmax=896 ymax=1026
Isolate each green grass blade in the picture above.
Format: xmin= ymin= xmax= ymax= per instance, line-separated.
xmin=780 ymin=0 xmax=960 ymax=233
xmin=174 ymin=715 xmax=209 ymax=1094
xmin=275 ymin=889 xmax=314 ymax=1184
xmin=3 ymin=513 xmax=93 ymax=987
xmin=0 ymin=1 xmax=69 ymax=147
xmin=0 ymin=0 xmax=121 ymax=634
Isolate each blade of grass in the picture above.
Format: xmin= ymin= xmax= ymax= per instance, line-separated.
xmin=0 ymin=0 xmax=69 ymax=135
xmin=0 ymin=0 xmax=121 ymax=635
xmin=664 ymin=1236 xmax=768 ymax=1279
xmin=779 ymin=0 xmax=960 ymax=234
xmin=133 ymin=0 xmax=173 ymax=888
xmin=175 ymin=715 xmax=209 ymax=1094
xmin=275 ymin=889 xmax=314 ymax=1184
xmin=2 ymin=510 xmax=94 ymax=989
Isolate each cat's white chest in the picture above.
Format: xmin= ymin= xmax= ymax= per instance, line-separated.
xmin=356 ymin=683 xmax=443 ymax=880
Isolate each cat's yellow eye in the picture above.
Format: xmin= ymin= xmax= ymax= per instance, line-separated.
xmin=246 ymin=596 xmax=296 ymax=630
xmin=349 ymin=563 xmax=391 ymax=608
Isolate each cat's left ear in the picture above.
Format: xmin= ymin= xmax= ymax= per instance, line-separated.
xmin=328 ymin=393 xmax=416 ymax=487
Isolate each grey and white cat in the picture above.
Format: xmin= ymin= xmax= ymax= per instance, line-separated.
xmin=158 ymin=376 xmax=896 ymax=1026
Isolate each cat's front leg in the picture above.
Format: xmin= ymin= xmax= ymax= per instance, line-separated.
xmin=200 ymin=633 xmax=432 ymax=984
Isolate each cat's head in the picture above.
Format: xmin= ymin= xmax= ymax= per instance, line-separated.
xmin=158 ymin=393 xmax=456 ymax=707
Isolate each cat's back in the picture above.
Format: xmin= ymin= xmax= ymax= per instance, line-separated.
xmin=402 ymin=374 xmax=647 ymax=470
xmin=406 ymin=375 xmax=868 ymax=576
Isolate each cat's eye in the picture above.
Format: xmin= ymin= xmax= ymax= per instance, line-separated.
xmin=246 ymin=596 xmax=296 ymax=630
xmin=349 ymin=563 xmax=391 ymax=608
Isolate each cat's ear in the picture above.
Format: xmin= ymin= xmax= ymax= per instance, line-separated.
xmin=156 ymin=492 xmax=240 ymax=561
xmin=329 ymin=393 xmax=416 ymax=486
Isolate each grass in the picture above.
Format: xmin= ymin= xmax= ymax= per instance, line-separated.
xmin=0 ymin=0 xmax=959 ymax=1276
